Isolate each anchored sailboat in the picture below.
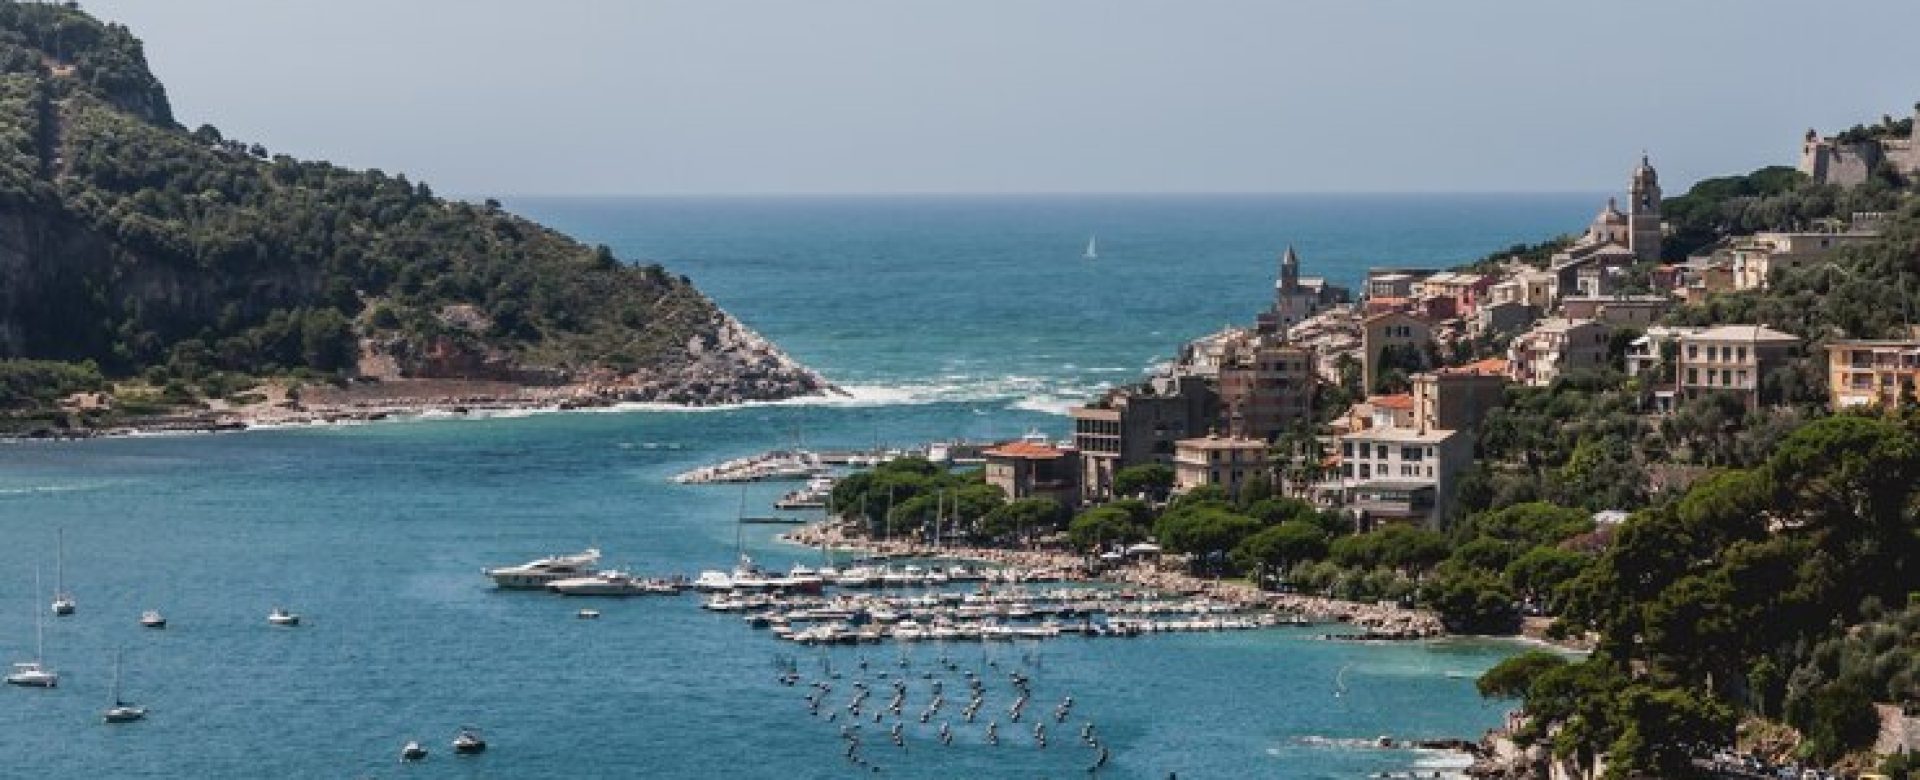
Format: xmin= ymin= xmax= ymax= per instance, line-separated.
xmin=7 ymin=569 xmax=58 ymax=688
xmin=1082 ymin=235 xmax=1098 ymax=260
xmin=103 ymin=648 xmax=146 ymax=723
xmin=51 ymin=528 xmax=74 ymax=616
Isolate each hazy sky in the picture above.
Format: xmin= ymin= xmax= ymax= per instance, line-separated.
xmin=81 ymin=0 xmax=1920 ymax=196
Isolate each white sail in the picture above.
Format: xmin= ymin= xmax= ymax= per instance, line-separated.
xmin=1083 ymin=235 xmax=1098 ymax=260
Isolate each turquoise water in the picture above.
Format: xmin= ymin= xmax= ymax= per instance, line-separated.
xmin=0 ymin=195 xmax=1592 ymax=778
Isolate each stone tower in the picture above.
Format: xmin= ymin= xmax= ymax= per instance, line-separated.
xmin=1627 ymin=154 xmax=1662 ymax=262
xmin=1279 ymin=244 xmax=1300 ymax=292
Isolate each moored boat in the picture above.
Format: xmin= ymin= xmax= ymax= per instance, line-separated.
xmin=452 ymin=727 xmax=487 ymax=755
xmin=483 ymin=548 xmax=601 ymax=589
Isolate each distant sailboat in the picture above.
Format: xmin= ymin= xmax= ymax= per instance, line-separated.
xmin=1082 ymin=235 xmax=1098 ymax=260
xmin=103 ymin=648 xmax=146 ymax=723
xmin=51 ymin=528 xmax=74 ymax=616
xmin=7 ymin=569 xmax=58 ymax=688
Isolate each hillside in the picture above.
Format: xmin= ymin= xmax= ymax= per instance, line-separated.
xmin=0 ymin=2 xmax=827 ymax=426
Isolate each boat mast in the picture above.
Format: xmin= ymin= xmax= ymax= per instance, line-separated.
xmin=735 ymin=484 xmax=748 ymax=564
xmin=54 ymin=528 xmax=65 ymax=603
xmin=32 ymin=567 xmax=44 ymax=663
xmin=110 ymin=648 xmax=122 ymax=706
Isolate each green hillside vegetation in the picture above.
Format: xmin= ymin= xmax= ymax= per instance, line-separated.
xmin=1475 ymin=413 xmax=1920 ymax=777
xmin=0 ymin=2 xmax=760 ymax=417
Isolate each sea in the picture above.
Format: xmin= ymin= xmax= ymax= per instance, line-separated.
xmin=0 ymin=194 xmax=1596 ymax=779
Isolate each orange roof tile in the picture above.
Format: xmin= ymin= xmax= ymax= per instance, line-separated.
xmin=983 ymin=441 xmax=1068 ymax=459
xmin=1438 ymin=358 xmax=1509 ymax=376
xmin=1368 ymin=393 xmax=1415 ymax=410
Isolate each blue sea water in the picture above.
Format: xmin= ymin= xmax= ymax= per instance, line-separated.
xmin=0 ymin=194 xmax=1594 ymax=778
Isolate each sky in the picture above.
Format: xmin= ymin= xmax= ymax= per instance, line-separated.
xmin=79 ymin=0 xmax=1920 ymax=197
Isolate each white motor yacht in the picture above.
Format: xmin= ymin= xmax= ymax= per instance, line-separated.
xmin=139 ymin=610 xmax=166 ymax=629
xmin=483 ymin=548 xmax=601 ymax=589
xmin=692 ymin=570 xmax=734 ymax=592
xmin=400 ymin=741 xmax=429 ymax=761
xmin=549 ymin=570 xmax=677 ymax=597
xmin=267 ymin=607 xmax=300 ymax=626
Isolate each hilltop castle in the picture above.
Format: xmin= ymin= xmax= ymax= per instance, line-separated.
xmin=1799 ymin=104 xmax=1920 ymax=187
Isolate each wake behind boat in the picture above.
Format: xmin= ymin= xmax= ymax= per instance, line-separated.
xmin=483 ymin=547 xmax=601 ymax=589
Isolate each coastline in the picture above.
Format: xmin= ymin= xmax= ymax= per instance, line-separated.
xmin=5 ymin=375 xmax=851 ymax=442
xmin=778 ymin=521 xmax=1449 ymax=638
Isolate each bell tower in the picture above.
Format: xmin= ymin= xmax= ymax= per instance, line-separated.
xmin=1628 ymin=154 xmax=1663 ymax=262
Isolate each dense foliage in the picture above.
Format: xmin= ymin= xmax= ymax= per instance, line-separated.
xmin=1482 ymin=414 xmax=1920 ymax=776
xmin=0 ymin=2 xmax=735 ymax=405
xmin=1659 ymin=165 xmax=1907 ymax=261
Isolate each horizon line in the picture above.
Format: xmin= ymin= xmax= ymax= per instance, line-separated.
xmin=472 ymin=189 xmax=1614 ymax=200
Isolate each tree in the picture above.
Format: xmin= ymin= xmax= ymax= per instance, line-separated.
xmin=1244 ymin=496 xmax=1319 ymax=527
xmin=1112 ymin=463 xmax=1174 ymax=501
xmin=1430 ymin=568 xmax=1518 ymax=633
xmin=1503 ymin=547 xmax=1590 ymax=611
xmin=1230 ymin=520 xmax=1330 ymax=581
xmin=978 ymin=498 xmax=1068 ymax=544
xmin=1153 ymin=506 xmax=1261 ymax=575
xmin=1476 ymin=650 xmax=1569 ymax=699
xmin=1067 ymin=506 xmax=1149 ymax=552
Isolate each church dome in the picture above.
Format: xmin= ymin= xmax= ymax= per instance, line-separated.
xmin=1595 ymin=197 xmax=1627 ymax=224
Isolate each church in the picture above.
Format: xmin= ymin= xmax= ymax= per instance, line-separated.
xmin=1576 ymin=154 xmax=1663 ymax=264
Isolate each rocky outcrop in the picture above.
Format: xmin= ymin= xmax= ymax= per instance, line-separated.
xmin=605 ymin=309 xmax=835 ymax=405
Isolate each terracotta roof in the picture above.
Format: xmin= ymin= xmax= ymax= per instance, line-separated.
xmin=983 ymin=441 xmax=1068 ymax=459
xmin=1438 ymin=358 xmax=1509 ymax=376
xmin=1368 ymin=394 xmax=1414 ymax=410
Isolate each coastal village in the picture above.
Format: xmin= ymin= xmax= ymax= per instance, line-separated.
xmin=766 ymin=109 xmax=1920 ymax=780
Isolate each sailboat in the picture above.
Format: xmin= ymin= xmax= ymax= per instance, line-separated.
xmin=7 ymin=569 xmax=58 ymax=688
xmin=51 ymin=528 xmax=74 ymax=616
xmin=1082 ymin=235 xmax=1098 ymax=260
xmin=103 ymin=648 xmax=146 ymax=723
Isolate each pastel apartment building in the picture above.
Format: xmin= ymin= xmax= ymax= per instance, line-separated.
xmin=1506 ymin=318 xmax=1613 ymax=387
xmin=1825 ymin=338 xmax=1920 ymax=410
xmin=1674 ymin=325 xmax=1802 ymax=409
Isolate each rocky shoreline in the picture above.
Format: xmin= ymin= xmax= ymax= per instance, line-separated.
xmin=781 ymin=522 xmax=1448 ymax=638
xmin=6 ymin=310 xmax=839 ymax=440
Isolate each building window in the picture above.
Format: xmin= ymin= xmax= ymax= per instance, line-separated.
xmin=1687 ymin=345 xmax=1698 ymax=359
xmin=1341 ymin=442 xmax=1353 ymax=457
xmin=1687 ymin=368 xmax=1698 ymax=384
xmin=1376 ymin=444 xmax=1389 ymax=459
xmin=1736 ymin=346 xmax=1748 ymax=362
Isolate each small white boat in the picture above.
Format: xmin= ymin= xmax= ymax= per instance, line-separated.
xmin=400 ymin=740 xmax=428 ymax=761
xmin=103 ymin=649 xmax=146 ymax=723
xmin=267 ymin=607 xmax=300 ymax=626
xmin=576 ymin=608 xmax=601 ymax=620
xmin=139 ymin=610 xmax=167 ymax=629
xmin=1083 ymin=235 xmax=1098 ymax=260
xmin=452 ymin=727 xmax=487 ymax=755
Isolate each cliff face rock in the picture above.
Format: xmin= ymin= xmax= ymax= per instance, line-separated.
xmin=0 ymin=1 xmax=830 ymax=407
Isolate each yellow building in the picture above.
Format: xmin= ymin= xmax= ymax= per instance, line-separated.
xmin=1172 ymin=433 xmax=1270 ymax=499
xmin=1826 ymin=339 xmax=1920 ymax=410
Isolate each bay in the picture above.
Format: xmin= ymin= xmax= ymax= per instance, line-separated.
xmin=0 ymin=194 xmax=1594 ymax=778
